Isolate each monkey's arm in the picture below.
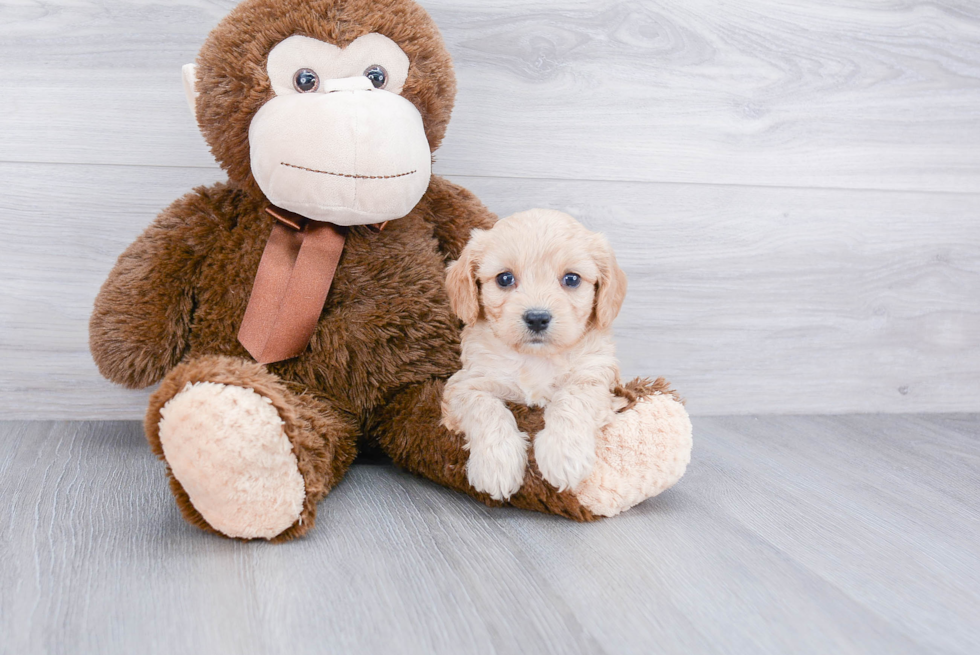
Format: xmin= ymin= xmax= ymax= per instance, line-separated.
xmin=89 ymin=188 xmax=219 ymax=389
xmin=423 ymin=176 xmax=497 ymax=260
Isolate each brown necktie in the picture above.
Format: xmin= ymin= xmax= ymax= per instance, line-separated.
xmin=238 ymin=206 xmax=348 ymax=364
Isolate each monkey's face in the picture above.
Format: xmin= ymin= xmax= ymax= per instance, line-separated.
xmin=191 ymin=0 xmax=456 ymax=223
xmin=247 ymin=34 xmax=431 ymax=225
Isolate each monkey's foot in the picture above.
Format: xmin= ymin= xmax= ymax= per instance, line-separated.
xmin=574 ymin=392 xmax=692 ymax=517
xmin=157 ymin=381 xmax=306 ymax=539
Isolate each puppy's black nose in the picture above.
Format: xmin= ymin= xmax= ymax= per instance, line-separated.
xmin=523 ymin=310 xmax=552 ymax=333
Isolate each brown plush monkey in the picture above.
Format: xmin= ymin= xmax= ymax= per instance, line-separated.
xmin=90 ymin=0 xmax=692 ymax=541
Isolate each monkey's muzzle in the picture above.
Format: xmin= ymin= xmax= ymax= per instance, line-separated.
xmin=249 ymin=77 xmax=432 ymax=226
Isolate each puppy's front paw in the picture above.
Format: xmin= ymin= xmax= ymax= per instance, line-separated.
xmin=534 ymin=426 xmax=596 ymax=492
xmin=466 ymin=430 xmax=529 ymax=501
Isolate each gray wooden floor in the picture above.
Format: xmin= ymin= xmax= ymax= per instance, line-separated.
xmin=1 ymin=415 xmax=977 ymax=654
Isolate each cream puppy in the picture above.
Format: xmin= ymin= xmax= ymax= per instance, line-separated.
xmin=441 ymin=209 xmax=628 ymax=500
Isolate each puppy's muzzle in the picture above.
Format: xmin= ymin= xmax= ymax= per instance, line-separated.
xmin=523 ymin=309 xmax=552 ymax=334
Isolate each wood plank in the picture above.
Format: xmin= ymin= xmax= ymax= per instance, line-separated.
xmin=1 ymin=163 xmax=977 ymax=418
xmin=0 ymin=164 xmax=227 ymax=420
xmin=464 ymin=176 xmax=980 ymax=416
xmin=688 ymin=415 xmax=980 ymax=653
xmin=1 ymin=416 xmax=977 ymax=653
xmin=496 ymin=413 xmax=980 ymax=654
xmin=0 ymin=421 xmax=598 ymax=654
xmin=1 ymin=0 xmax=979 ymax=192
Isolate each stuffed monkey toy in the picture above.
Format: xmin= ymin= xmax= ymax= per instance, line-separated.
xmin=90 ymin=0 xmax=693 ymax=541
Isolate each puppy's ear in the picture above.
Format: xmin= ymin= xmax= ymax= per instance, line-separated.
xmin=593 ymin=234 xmax=628 ymax=330
xmin=445 ymin=230 xmax=485 ymax=325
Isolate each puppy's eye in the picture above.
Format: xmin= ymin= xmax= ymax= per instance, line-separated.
xmin=562 ymin=273 xmax=581 ymax=288
xmin=293 ymin=68 xmax=320 ymax=93
xmin=496 ymin=272 xmax=516 ymax=288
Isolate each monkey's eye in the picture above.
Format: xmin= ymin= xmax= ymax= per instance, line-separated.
xmin=496 ymin=272 xmax=516 ymax=288
xmin=562 ymin=273 xmax=581 ymax=288
xmin=364 ymin=65 xmax=388 ymax=89
xmin=293 ymin=68 xmax=319 ymax=93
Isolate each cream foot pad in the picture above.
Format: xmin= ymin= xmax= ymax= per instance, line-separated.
xmin=158 ymin=381 xmax=306 ymax=539
xmin=575 ymin=394 xmax=693 ymax=517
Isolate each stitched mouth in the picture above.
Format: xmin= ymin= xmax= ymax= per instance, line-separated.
xmin=281 ymin=162 xmax=417 ymax=180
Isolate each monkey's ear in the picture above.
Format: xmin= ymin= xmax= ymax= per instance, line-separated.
xmin=181 ymin=63 xmax=199 ymax=119
xmin=445 ymin=231 xmax=485 ymax=325
xmin=593 ymin=234 xmax=628 ymax=331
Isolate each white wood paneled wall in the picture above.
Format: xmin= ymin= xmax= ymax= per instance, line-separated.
xmin=1 ymin=0 xmax=978 ymax=418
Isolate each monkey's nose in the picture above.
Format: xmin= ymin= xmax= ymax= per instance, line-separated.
xmin=321 ymin=76 xmax=375 ymax=93
xmin=523 ymin=310 xmax=552 ymax=333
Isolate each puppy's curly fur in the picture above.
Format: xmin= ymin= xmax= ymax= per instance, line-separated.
xmin=442 ymin=209 xmax=629 ymax=500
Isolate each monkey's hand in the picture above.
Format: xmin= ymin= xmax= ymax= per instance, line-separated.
xmin=89 ymin=189 xmax=216 ymax=389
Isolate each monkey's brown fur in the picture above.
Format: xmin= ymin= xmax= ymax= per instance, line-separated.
xmin=90 ymin=0 xmax=672 ymax=539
